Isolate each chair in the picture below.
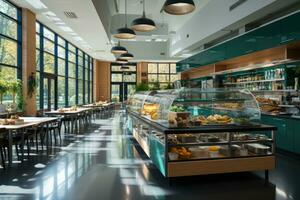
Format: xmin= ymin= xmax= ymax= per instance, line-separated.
xmin=0 ymin=132 xmax=6 ymax=169
xmin=45 ymin=118 xmax=62 ymax=145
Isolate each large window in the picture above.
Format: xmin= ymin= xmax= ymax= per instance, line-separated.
xmin=147 ymin=63 xmax=179 ymax=89
xmin=36 ymin=22 xmax=93 ymax=109
xmin=0 ymin=0 xmax=21 ymax=104
xmin=110 ymin=64 xmax=136 ymax=102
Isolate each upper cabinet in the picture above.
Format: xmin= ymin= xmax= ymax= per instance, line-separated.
xmin=255 ymin=22 xmax=281 ymax=52
xmin=177 ymin=11 xmax=300 ymax=73
xmin=280 ymin=12 xmax=300 ymax=44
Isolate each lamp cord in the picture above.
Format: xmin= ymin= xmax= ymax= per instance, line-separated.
xmin=143 ymin=0 xmax=145 ymax=17
xmin=125 ymin=0 xmax=128 ymax=27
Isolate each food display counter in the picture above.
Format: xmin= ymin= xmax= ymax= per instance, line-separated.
xmin=127 ymin=88 xmax=276 ymax=179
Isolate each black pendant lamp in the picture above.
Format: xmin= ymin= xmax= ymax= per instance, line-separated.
xmin=116 ymin=58 xmax=128 ymax=64
xmin=163 ymin=0 xmax=195 ymax=15
xmin=131 ymin=0 xmax=156 ymax=32
xmin=121 ymin=64 xmax=130 ymax=70
xmin=120 ymin=52 xmax=134 ymax=60
xmin=111 ymin=41 xmax=128 ymax=54
xmin=113 ymin=0 xmax=136 ymax=39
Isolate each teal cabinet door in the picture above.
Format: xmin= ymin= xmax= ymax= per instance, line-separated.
xmin=260 ymin=116 xmax=292 ymax=151
xmin=226 ymin=34 xmax=257 ymax=59
xmin=271 ymin=118 xmax=288 ymax=150
xmin=292 ymin=119 xmax=300 ymax=154
xmin=255 ymin=22 xmax=281 ymax=51
xmin=284 ymin=119 xmax=295 ymax=152
xmin=280 ymin=12 xmax=300 ymax=44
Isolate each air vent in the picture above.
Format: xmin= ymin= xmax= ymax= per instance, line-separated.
xmin=64 ymin=11 xmax=77 ymax=19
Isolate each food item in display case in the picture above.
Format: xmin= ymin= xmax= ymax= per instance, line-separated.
xmin=167 ymin=136 xmax=179 ymax=145
xmin=207 ymin=114 xmax=232 ymax=124
xmin=168 ymin=152 xmax=179 ymax=161
xmin=256 ymin=97 xmax=281 ymax=113
xmin=170 ymin=106 xmax=185 ymax=112
xmin=142 ymin=103 xmax=159 ymax=120
xmin=169 ymin=147 xmax=192 ymax=159
xmin=189 ymin=147 xmax=209 ymax=158
xmin=208 ymin=146 xmax=220 ymax=158
xmin=190 ymin=115 xmax=207 ymax=125
xmin=168 ymin=106 xmax=190 ymax=126
xmin=246 ymin=143 xmax=270 ymax=155
xmin=233 ymin=117 xmax=251 ymax=125
xmin=177 ymin=134 xmax=197 ymax=143
xmin=218 ymin=103 xmax=242 ymax=110
xmin=233 ymin=133 xmax=251 ymax=141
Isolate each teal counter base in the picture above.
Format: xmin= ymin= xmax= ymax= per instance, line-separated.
xmin=260 ymin=114 xmax=300 ymax=154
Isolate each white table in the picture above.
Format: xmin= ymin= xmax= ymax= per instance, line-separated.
xmin=0 ymin=117 xmax=58 ymax=166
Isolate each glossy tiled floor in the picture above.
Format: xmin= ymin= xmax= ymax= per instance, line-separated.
xmin=0 ymin=111 xmax=299 ymax=200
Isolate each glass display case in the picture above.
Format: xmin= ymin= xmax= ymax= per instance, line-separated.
xmin=127 ymin=88 xmax=276 ymax=179
xmin=127 ymin=88 xmax=261 ymax=127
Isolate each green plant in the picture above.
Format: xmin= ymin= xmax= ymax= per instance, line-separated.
xmin=8 ymin=80 xmax=19 ymax=104
xmin=0 ymin=80 xmax=9 ymax=104
xmin=151 ymin=81 xmax=160 ymax=91
xmin=166 ymin=83 xmax=173 ymax=89
xmin=27 ymin=72 xmax=37 ymax=98
xmin=16 ymin=80 xmax=24 ymax=111
xmin=136 ymin=82 xmax=149 ymax=92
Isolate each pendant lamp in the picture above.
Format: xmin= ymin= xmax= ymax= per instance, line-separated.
xmin=163 ymin=0 xmax=195 ymax=15
xmin=111 ymin=41 xmax=128 ymax=54
xmin=113 ymin=0 xmax=136 ymax=39
xmin=131 ymin=0 xmax=156 ymax=32
xmin=121 ymin=65 xmax=130 ymax=70
xmin=119 ymin=52 xmax=134 ymax=60
xmin=116 ymin=58 xmax=128 ymax=64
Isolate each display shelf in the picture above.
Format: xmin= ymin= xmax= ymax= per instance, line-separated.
xmin=223 ymin=78 xmax=284 ymax=85
xmin=168 ymin=139 xmax=273 ymax=147
xmin=174 ymin=98 xmax=248 ymax=103
xmin=251 ymin=90 xmax=297 ymax=93
xmin=168 ymin=152 xmax=274 ymax=162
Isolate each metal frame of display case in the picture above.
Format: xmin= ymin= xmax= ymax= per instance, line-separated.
xmin=128 ymin=111 xmax=276 ymax=181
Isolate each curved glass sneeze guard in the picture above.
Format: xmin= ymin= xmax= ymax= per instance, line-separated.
xmin=127 ymin=88 xmax=261 ymax=127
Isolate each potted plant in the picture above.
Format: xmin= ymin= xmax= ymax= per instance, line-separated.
xmin=0 ymin=80 xmax=8 ymax=112
xmin=135 ymin=82 xmax=149 ymax=92
xmin=8 ymin=80 xmax=22 ymax=111
xmin=27 ymin=72 xmax=37 ymax=98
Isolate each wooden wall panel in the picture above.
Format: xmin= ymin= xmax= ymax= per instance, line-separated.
xmin=94 ymin=60 xmax=111 ymax=101
xmin=22 ymin=9 xmax=36 ymax=116
xmin=181 ymin=64 xmax=215 ymax=79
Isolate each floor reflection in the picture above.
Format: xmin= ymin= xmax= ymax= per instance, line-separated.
xmin=0 ymin=112 xmax=299 ymax=200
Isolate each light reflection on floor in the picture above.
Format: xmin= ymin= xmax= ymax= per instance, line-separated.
xmin=0 ymin=112 xmax=299 ymax=199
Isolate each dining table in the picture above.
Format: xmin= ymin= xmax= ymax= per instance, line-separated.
xmin=44 ymin=108 xmax=92 ymax=133
xmin=0 ymin=117 xmax=58 ymax=166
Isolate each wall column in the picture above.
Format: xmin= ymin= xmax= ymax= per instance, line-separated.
xmin=94 ymin=60 xmax=111 ymax=101
xmin=22 ymin=8 xmax=36 ymax=115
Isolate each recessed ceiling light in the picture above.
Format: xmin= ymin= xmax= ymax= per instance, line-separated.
xmin=73 ymin=36 xmax=83 ymax=41
xmin=25 ymin=0 xmax=47 ymax=9
xmin=59 ymin=26 xmax=73 ymax=32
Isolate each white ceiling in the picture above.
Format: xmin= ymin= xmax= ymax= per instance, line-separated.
xmin=10 ymin=0 xmax=298 ymax=62
xmin=11 ymin=0 xmax=115 ymax=61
